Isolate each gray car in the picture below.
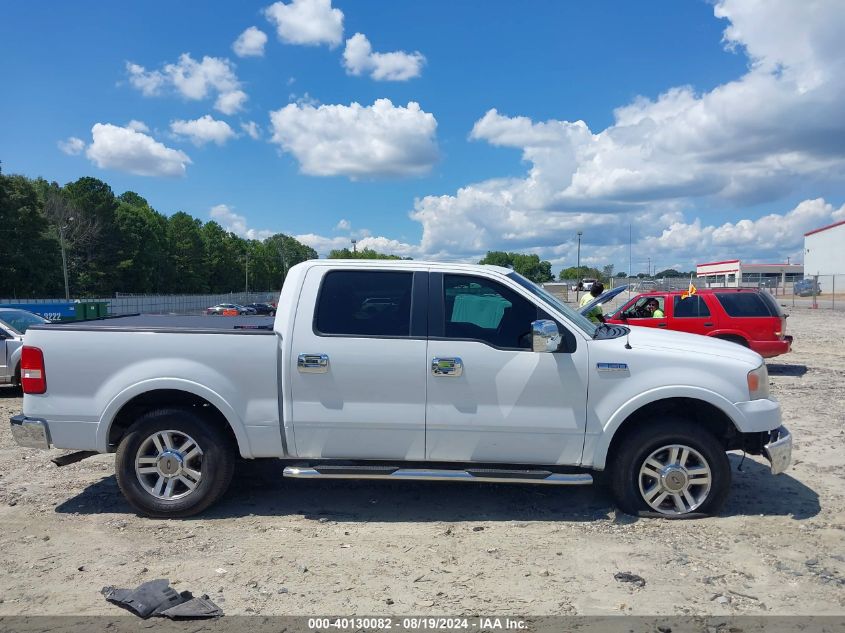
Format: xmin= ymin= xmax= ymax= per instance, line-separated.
xmin=0 ymin=308 xmax=50 ymax=387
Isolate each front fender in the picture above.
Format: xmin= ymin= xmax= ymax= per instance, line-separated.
xmin=588 ymin=385 xmax=744 ymax=470
xmin=96 ymin=378 xmax=253 ymax=457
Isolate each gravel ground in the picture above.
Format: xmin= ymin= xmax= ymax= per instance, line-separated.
xmin=0 ymin=307 xmax=843 ymax=617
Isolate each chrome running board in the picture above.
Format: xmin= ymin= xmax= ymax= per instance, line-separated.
xmin=283 ymin=465 xmax=592 ymax=486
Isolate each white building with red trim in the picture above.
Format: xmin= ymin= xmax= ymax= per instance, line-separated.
xmin=696 ymin=259 xmax=803 ymax=287
xmin=804 ymin=220 xmax=845 ymax=276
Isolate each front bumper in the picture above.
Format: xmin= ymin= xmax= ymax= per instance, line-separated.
xmin=764 ymin=425 xmax=792 ymax=475
xmin=9 ymin=414 xmax=51 ymax=450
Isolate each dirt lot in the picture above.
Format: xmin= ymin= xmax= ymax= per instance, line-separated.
xmin=0 ymin=308 xmax=843 ymax=617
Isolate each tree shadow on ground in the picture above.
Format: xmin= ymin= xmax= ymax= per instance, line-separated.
xmin=54 ymin=454 xmax=819 ymax=522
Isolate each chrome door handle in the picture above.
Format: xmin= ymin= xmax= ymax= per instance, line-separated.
xmin=432 ymin=357 xmax=463 ymax=377
xmin=298 ymin=353 xmax=329 ymax=373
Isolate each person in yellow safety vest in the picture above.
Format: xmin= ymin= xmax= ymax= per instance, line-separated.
xmin=644 ymin=297 xmax=664 ymax=318
xmin=579 ymin=282 xmax=606 ymax=323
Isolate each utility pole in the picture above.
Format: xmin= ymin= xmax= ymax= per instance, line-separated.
xmin=58 ymin=219 xmax=72 ymax=300
xmin=576 ymin=231 xmax=583 ymax=302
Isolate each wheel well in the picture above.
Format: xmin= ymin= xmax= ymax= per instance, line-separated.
xmin=714 ymin=333 xmax=749 ymax=347
xmin=606 ymin=397 xmax=740 ymax=465
xmin=107 ymin=389 xmax=238 ymax=451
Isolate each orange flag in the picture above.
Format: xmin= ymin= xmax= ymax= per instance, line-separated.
xmin=681 ymin=281 xmax=697 ymax=300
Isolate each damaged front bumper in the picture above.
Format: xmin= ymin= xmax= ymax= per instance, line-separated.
xmin=10 ymin=414 xmax=50 ymax=450
xmin=764 ymin=425 xmax=792 ymax=475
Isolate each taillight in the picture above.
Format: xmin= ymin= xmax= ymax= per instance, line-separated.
xmin=21 ymin=346 xmax=46 ymax=394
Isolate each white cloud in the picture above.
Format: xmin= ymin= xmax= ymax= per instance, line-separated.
xmin=241 ymin=121 xmax=261 ymax=139
xmin=268 ymin=98 xmax=438 ymax=178
xmin=170 ymin=115 xmax=236 ymax=146
xmin=392 ymin=0 xmax=845 ymax=264
xmin=86 ymin=123 xmax=191 ymax=178
xmin=233 ymin=26 xmax=268 ymax=57
xmin=264 ymin=0 xmax=344 ymax=48
xmin=126 ymin=62 xmax=165 ymax=96
xmin=125 ymin=54 xmax=247 ymax=114
xmin=126 ymin=120 xmax=150 ymax=133
xmin=343 ymin=33 xmax=425 ymax=81
xmin=295 ymin=233 xmax=419 ymax=258
xmin=57 ymin=137 xmax=85 ymax=155
xmin=334 ymin=218 xmax=351 ymax=231
xmin=647 ymin=199 xmax=845 ymax=262
xmin=214 ymin=89 xmax=248 ymax=115
xmin=210 ymin=204 xmax=275 ymax=240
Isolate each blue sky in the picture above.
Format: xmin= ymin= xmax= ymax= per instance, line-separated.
xmin=2 ymin=0 xmax=845 ymax=275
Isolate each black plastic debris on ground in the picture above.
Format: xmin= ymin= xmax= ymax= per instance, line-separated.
xmin=613 ymin=571 xmax=646 ymax=588
xmin=101 ymin=579 xmax=223 ymax=619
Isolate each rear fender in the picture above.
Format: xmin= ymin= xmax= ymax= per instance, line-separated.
xmin=97 ymin=378 xmax=253 ymax=457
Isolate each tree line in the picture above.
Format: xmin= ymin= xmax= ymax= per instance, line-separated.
xmin=0 ymin=170 xmax=318 ymax=298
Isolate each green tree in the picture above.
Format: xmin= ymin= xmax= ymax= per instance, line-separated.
xmin=558 ymin=266 xmax=602 ymax=282
xmin=478 ymin=251 xmax=553 ymax=283
xmin=265 ymin=233 xmax=318 ymax=287
xmin=328 ymin=247 xmax=409 ymax=260
xmin=655 ymin=268 xmax=682 ymax=277
xmin=63 ymin=177 xmax=118 ymax=295
xmin=0 ymin=174 xmax=62 ymax=297
xmin=166 ymin=212 xmax=206 ymax=293
xmin=114 ymin=200 xmax=169 ymax=293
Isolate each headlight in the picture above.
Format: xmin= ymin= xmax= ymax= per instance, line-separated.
xmin=747 ymin=364 xmax=769 ymax=400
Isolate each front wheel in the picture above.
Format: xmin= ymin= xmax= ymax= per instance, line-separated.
xmin=610 ymin=419 xmax=731 ymax=517
xmin=115 ymin=408 xmax=235 ymax=518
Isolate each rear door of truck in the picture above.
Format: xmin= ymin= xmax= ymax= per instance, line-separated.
xmin=288 ymin=266 xmax=428 ymax=460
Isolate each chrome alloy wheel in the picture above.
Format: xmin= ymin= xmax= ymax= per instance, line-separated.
xmin=638 ymin=444 xmax=712 ymax=515
xmin=134 ymin=430 xmax=203 ymax=500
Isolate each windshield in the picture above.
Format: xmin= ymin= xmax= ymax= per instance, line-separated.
xmin=0 ymin=309 xmax=49 ymax=334
xmin=507 ymin=272 xmax=597 ymax=337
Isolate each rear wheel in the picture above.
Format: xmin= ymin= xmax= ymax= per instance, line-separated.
xmin=115 ymin=408 xmax=235 ymax=518
xmin=610 ymin=418 xmax=731 ymax=517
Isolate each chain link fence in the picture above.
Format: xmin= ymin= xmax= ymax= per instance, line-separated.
xmin=549 ymin=274 xmax=845 ymax=311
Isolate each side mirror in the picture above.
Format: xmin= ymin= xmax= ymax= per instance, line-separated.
xmin=532 ymin=319 xmax=561 ymax=353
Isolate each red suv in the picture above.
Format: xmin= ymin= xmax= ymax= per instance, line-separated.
xmin=605 ymin=288 xmax=792 ymax=358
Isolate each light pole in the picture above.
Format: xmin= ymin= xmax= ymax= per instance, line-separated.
xmin=58 ymin=218 xmax=73 ymax=300
xmin=576 ymin=231 xmax=583 ymax=301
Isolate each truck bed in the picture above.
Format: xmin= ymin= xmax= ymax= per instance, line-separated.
xmin=30 ymin=314 xmax=275 ymax=334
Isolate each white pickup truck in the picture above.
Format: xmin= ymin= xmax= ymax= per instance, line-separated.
xmin=11 ymin=260 xmax=791 ymax=518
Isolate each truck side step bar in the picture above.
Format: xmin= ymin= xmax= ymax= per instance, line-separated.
xmin=283 ymin=465 xmax=593 ymax=486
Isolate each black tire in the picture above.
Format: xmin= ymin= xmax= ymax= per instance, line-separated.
xmin=609 ymin=418 xmax=731 ymax=517
xmin=115 ymin=407 xmax=235 ymax=518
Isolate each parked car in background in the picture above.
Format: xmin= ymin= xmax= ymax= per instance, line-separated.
xmin=793 ymin=279 xmax=822 ymax=297
xmin=206 ymin=303 xmax=251 ymax=315
xmin=244 ymin=302 xmax=276 ymax=316
xmin=599 ymin=288 xmax=792 ymax=358
xmin=0 ymin=308 xmax=50 ymax=387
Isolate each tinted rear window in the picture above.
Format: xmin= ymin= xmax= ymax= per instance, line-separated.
xmin=673 ymin=295 xmax=711 ymax=318
xmin=315 ymin=271 xmax=413 ymax=337
xmin=715 ymin=292 xmax=776 ymax=317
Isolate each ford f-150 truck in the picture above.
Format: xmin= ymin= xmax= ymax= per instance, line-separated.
xmin=10 ymin=260 xmax=791 ymax=518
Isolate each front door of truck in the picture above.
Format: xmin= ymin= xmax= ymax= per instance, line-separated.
xmin=425 ymin=273 xmax=589 ymax=465
xmin=289 ymin=267 xmax=428 ymax=460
